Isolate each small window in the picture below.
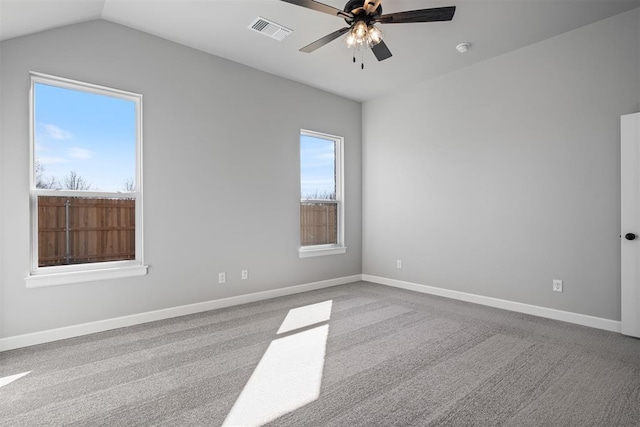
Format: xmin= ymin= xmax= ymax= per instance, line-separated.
xmin=299 ymin=130 xmax=345 ymax=257
xmin=27 ymin=73 xmax=146 ymax=287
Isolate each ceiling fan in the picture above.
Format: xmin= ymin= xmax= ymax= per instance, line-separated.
xmin=279 ymin=0 xmax=456 ymax=64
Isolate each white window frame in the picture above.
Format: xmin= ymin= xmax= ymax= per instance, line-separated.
xmin=299 ymin=129 xmax=346 ymax=258
xmin=26 ymin=72 xmax=147 ymax=287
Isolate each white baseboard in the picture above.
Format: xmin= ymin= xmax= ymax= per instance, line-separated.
xmin=2 ymin=273 xmax=621 ymax=351
xmin=0 ymin=275 xmax=361 ymax=352
xmin=363 ymin=275 xmax=621 ymax=333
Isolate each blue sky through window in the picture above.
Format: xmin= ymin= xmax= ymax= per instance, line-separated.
xmin=34 ymin=83 xmax=136 ymax=192
xmin=300 ymin=134 xmax=336 ymax=199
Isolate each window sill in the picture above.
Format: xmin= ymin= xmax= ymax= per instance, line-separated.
xmin=25 ymin=264 xmax=148 ymax=288
xmin=299 ymin=246 xmax=347 ymax=258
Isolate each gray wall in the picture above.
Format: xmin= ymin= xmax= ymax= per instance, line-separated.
xmin=1 ymin=8 xmax=636 ymax=340
xmin=362 ymin=9 xmax=639 ymax=321
xmin=0 ymin=20 xmax=362 ymax=338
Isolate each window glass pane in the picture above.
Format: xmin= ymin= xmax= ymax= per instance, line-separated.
xmin=300 ymin=134 xmax=336 ymax=200
xmin=37 ymin=195 xmax=135 ymax=267
xmin=31 ymin=76 xmax=142 ymax=272
xmin=34 ymin=83 xmax=136 ymax=192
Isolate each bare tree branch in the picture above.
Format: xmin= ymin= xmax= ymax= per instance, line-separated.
xmin=62 ymin=170 xmax=92 ymax=190
xmin=35 ymin=160 xmax=60 ymax=189
xmin=122 ymin=178 xmax=135 ymax=192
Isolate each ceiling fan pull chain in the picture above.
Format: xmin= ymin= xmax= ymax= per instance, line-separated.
xmin=361 ymin=49 xmax=365 ymax=70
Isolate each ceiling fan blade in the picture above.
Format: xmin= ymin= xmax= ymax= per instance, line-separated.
xmin=371 ymin=40 xmax=392 ymax=61
xmin=280 ymin=0 xmax=353 ymax=20
xmin=377 ymin=6 xmax=456 ymax=24
xmin=300 ymin=27 xmax=351 ymax=53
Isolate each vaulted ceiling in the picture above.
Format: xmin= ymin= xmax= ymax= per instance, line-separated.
xmin=1 ymin=0 xmax=638 ymax=102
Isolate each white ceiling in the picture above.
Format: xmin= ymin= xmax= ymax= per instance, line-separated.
xmin=1 ymin=0 xmax=638 ymax=102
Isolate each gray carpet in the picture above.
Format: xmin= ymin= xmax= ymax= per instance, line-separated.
xmin=1 ymin=281 xmax=639 ymax=426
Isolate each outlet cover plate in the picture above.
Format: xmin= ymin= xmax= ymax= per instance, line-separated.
xmin=553 ymin=279 xmax=563 ymax=292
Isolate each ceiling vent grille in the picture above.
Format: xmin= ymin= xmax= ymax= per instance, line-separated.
xmin=248 ymin=17 xmax=293 ymax=41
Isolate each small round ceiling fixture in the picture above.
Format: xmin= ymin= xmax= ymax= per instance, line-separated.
xmin=456 ymin=42 xmax=471 ymax=53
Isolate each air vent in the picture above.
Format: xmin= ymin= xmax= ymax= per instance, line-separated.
xmin=248 ymin=17 xmax=293 ymax=41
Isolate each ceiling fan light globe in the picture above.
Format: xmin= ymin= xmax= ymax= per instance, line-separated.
xmin=353 ymin=21 xmax=367 ymax=38
xmin=345 ymin=33 xmax=357 ymax=48
xmin=368 ymin=25 xmax=383 ymax=45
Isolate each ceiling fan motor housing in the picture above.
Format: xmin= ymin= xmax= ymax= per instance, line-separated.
xmin=344 ymin=0 xmax=382 ymax=24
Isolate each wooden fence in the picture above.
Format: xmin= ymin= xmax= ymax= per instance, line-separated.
xmin=38 ymin=196 xmax=135 ymax=267
xmin=38 ymin=197 xmax=333 ymax=265
xmin=300 ymin=202 xmax=337 ymax=246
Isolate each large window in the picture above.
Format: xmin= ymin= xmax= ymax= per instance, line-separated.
xmin=27 ymin=73 xmax=146 ymax=287
xmin=299 ymin=130 xmax=345 ymax=257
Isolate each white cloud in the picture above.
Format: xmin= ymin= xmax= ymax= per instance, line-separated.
xmin=68 ymin=147 xmax=92 ymax=160
xmin=316 ymin=152 xmax=335 ymax=161
xmin=37 ymin=156 xmax=67 ymax=165
xmin=42 ymin=124 xmax=72 ymax=140
xmin=302 ymin=178 xmax=334 ymax=186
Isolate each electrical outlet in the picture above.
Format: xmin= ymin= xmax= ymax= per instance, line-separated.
xmin=553 ymin=279 xmax=563 ymax=293
xmin=397 ymin=260 xmax=402 ymax=269
xmin=241 ymin=269 xmax=248 ymax=280
xmin=218 ymin=272 xmax=226 ymax=284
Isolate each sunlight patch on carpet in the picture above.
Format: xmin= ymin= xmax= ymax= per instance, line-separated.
xmin=0 ymin=371 xmax=31 ymax=389
xmin=223 ymin=301 xmax=332 ymax=426
xmin=277 ymin=300 xmax=333 ymax=334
